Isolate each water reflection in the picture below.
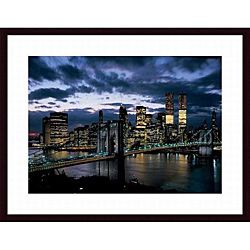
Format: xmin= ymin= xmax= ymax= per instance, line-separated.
xmin=58 ymin=152 xmax=221 ymax=193
xmin=29 ymin=149 xmax=221 ymax=193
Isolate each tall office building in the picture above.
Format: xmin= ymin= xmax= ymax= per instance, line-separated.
xmin=42 ymin=117 xmax=51 ymax=145
xmin=157 ymin=112 xmax=166 ymax=128
xmin=74 ymin=125 xmax=89 ymax=146
xmin=178 ymin=93 xmax=187 ymax=134
xmin=165 ymin=92 xmax=174 ymax=125
xmin=145 ymin=114 xmax=152 ymax=126
xmin=89 ymin=122 xmax=98 ymax=147
xmin=49 ymin=112 xmax=69 ymax=145
xmin=136 ymin=106 xmax=146 ymax=129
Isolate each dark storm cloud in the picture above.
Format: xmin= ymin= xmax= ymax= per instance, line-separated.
xmin=29 ymin=88 xmax=74 ymax=101
xmin=29 ymin=56 xmax=221 ymax=98
xmin=57 ymin=64 xmax=91 ymax=85
xmin=60 ymin=99 xmax=68 ymax=103
xmin=29 ymin=100 xmax=41 ymax=105
xmin=35 ymin=105 xmax=52 ymax=109
xmin=48 ymin=102 xmax=56 ymax=105
xmin=29 ymin=85 xmax=94 ymax=101
xmin=188 ymin=92 xmax=221 ymax=108
xmin=168 ymin=57 xmax=220 ymax=73
xmin=193 ymin=70 xmax=221 ymax=89
xmin=85 ymin=56 xmax=153 ymax=69
xmin=29 ymin=57 xmax=60 ymax=82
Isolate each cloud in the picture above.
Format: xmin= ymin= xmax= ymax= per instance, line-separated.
xmin=35 ymin=105 xmax=53 ymax=109
xmin=29 ymin=57 xmax=59 ymax=82
xmin=29 ymin=88 xmax=74 ymax=101
xmin=58 ymin=64 xmax=86 ymax=82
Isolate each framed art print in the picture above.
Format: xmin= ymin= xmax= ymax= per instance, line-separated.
xmin=0 ymin=28 xmax=249 ymax=221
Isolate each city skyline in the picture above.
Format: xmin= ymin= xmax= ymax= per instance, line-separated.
xmin=29 ymin=56 xmax=222 ymax=132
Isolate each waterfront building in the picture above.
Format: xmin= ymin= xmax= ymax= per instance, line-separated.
xmin=69 ymin=131 xmax=75 ymax=146
xmin=145 ymin=124 xmax=159 ymax=144
xmin=156 ymin=112 xmax=166 ymax=128
xmin=178 ymin=93 xmax=187 ymax=140
xmin=134 ymin=127 xmax=146 ymax=146
xmin=49 ymin=112 xmax=69 ymax=145
xmin=165 ymin=93 xmax=174 ymax=142
xmin=136 ymin=106 xmax=146 ymax=129
xmin=145 ymin=114 xmax=152 ymax=126
xmin=165 ymin=92 xmax=174 ymax=125
xmin=74 ymin=125 xmax=89 ymax=146
xmin=89 ymin=122 xmax=98 ymax=147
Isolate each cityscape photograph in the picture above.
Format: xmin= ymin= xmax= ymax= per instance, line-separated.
xmin=28 ymin=56 xmax=222 ymax=193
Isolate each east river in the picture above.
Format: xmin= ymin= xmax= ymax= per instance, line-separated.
xmin=29 ymin=149 xmax=221 ymax=193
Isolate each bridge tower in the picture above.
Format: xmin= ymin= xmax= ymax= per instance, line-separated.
xmin=198 ymin=128 xmax=213 ymax=156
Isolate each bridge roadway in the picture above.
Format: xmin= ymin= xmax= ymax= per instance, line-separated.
xmin=29 ymin=142 xmax=221 ymax=173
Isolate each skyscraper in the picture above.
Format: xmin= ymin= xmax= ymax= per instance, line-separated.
xmin=136 ymin=106 xmax=146 ymax=129
xmin=178 ymin=93 xmax=187 ymax=134
xmin=74 ymin=125 xmax=89 ymax=146
xmin=49 ymin=112 xmax=69 ymax=145
xmin=165 ymin=92 xmax=174 ymax=125
xmin=145 ymin=114 xmax=152 ymax=126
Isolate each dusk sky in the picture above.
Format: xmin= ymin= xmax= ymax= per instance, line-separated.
xmin=28 ymin=56 xmax=222 ymax=132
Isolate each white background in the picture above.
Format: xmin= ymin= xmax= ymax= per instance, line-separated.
xmin=1 ymin=1 xmax=249 ymax=250
xmin=8 ymin=35 xmax=242 ymax=215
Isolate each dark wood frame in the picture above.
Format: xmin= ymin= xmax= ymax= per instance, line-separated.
xmin=0 ymin=28 xmax=249 ymax=222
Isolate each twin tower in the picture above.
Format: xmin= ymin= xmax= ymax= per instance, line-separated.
xmin=165 ymin=92 xmax=187 ymax=133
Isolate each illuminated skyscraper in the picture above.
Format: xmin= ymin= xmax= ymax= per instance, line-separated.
xmin=165 ymin=92 xmax=174 ymax=125
xmin=136 ymin=106 xmax=146 ymax=129
xmin=145 ymin=114 xmax=152 ymax=126
xmin=74 ymin=125 xmax=89 ymax=146
xmin=157 ymin=112 xmax=166 ymax=128
xmin=178 ymin=93 xmax=187 ymax=134
xmin=49 ymin=112 xmax=69 ymax=145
